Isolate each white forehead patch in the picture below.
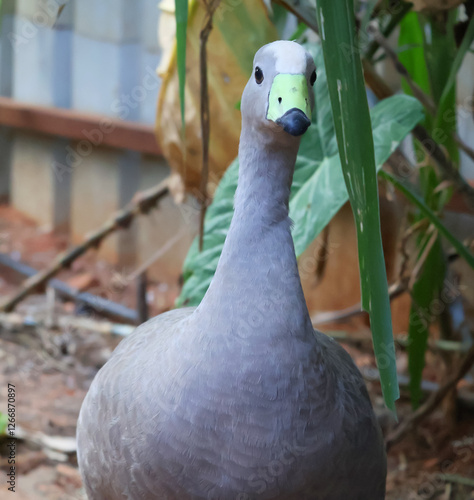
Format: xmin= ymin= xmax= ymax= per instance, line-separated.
xmin=267 ymin=41 xmax=307 ymax=74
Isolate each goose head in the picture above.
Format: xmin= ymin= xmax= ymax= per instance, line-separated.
xmin=241 ymin=40 xmax=316 ymax=141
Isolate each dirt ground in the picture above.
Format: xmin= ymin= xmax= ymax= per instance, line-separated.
xmin=1 ymin=205 xmax=473 ymax=499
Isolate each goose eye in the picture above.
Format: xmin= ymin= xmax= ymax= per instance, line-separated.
xmin=310 ymin=70 xmax=317 ymax=86
xmin=255 ymin=66 xmax=264 ymax=84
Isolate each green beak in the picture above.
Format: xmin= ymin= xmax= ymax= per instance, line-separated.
xmin=266 ymin=74 xmax=312 ymax=136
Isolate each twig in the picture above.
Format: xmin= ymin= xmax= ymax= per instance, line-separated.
xmin=0 ymin=253 xmax=139 ymax=323
xmin=361 ymin=366 xmax=474 ymax=411
xmin=327 ymin=330 xmax=470 ymax=354
xmin=369 ymin=24 xmax=437 ymax=116
xmin=0 ymin=312 xmax=135 ymax=337
xmin=311 ymin=280 xmax=406 ymax=325
xmin=364 ymin=2 xmax=413 ymax=61
xmin=198 ymin=0 xmax=221 ymax=250
xmin=312 ymin=230 xmax=465 ymax=327
xmin=438 ymin=474 xmax=474 ymax=488
xmin=14 ymin=425 xmax=77 ymax=457
xmin=126 ymin=228 xmax=188 ymax=281
xmin=397 ymin=218 xmax=428 ymax=282
xmin=272 ymin=0 xmax=319 ymax=33
xmin=454 ymin=133 xmax=474 ymax=162
xmin=0 ymin=179 xmax=170 ymax=313
xmin=385 ymin=344 xmax=474 ymax=450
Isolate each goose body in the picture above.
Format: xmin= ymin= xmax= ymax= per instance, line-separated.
xmin=77 ymin=41 xmax=386 ymax=499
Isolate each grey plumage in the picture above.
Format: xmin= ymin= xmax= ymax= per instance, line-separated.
xmin=77 ymin=41 xmax=386 ymax=500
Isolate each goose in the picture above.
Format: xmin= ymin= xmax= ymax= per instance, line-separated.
xmin=77 ymin=40 xmax=386 ymax=500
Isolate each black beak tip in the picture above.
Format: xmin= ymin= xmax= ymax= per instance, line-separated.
xmin=276 ymin=108 xmax=311 ymax=137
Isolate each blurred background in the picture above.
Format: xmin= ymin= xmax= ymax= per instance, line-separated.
xmin=0 ymin=0 xmax=473 ymax=498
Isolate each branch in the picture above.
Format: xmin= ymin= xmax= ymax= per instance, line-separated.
xmin=454 ymin=133 xmax=474 ymax=162
xmin=327 ymin=330 xmax=470 ymax=354
xmin=312 ymin=280 xmax=407 ymax=325
xmin=364 ymin=2 xmax=413 ymax=61
xmin=369 ymin=25 xmax=436 ymax=115
xmin=0 ymin=252 xmax=139 ymax=323
xmin=272 ymin=0 xmax=319 ymax=33
xmin=0 ymin=312 xmax=135 ymax=337
xmin=198 ymin=0 xmax=221 ymax=250
xmin=0 ymin=179 xmax=170 ymax=312
xmin=385 ymin=344 xmax=474 ymax=450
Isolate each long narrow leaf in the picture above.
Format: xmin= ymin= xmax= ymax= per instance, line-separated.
xmin=380 ymin=171 xmax=474 ymax=270
xmin=316 ymin=0 xmax=399 ymax=412
xmin=438 ymin=14 xmax=474 ymax=111
xmin=408 ymin=237 xmax=445 ymax=408
xmin=175 ymin=0 xmax=189 ymax=128
xmin=433 ymin=12 xmax=474 ymax=167
xmin=423 ymin=11 xmax=458 ymax=165
xmin=398 ymin=12 xmax=431 ymax=97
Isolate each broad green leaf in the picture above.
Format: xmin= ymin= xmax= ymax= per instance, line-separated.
xmin=316 ymin=0 xmax=400 ymax=412
xmin=175 ymin=0 xmax=188 ymax=128
xmin=290 ymin=95 xmax=424 ymax=256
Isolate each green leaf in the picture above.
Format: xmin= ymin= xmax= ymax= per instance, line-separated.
xmin=421 ymin=11 xmax=458 ymax=165
xmin=398 ymin=12 xmax=433 ymax=131
xmin=431 ymin=12 xmax=474 ymax=169
xmin=438 ymin=14 xmax=474 ymax=122
xmin=0 ymin=412 xmax=7 ymax=435
xmin=290 ymin=21 xmax=308 ymax=41
xmin=290 ymin=94 xmax=424 ymax=256
xmin=175 ymin=0 xmax=188 ymax=128
xmin=398 ymin=12 xmax=431 ymax=97
xmin=407 ymin=236 xmax=445 ymax=408
xmin=316 ymin=0 xmax=400 ymax=412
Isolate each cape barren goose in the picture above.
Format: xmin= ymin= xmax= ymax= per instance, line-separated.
xmin=77 ymin=40 xmax=386 ymax=500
